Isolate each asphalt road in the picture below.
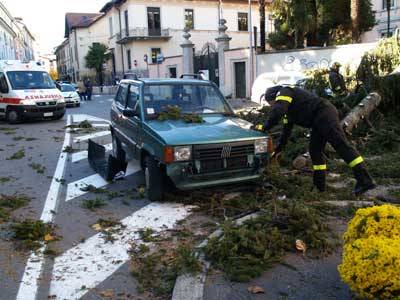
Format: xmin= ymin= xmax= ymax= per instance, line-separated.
xmin=0 ymin=95 xmax=192 ymax=300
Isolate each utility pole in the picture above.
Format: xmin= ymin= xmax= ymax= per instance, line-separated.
xmin=248 ymin=0 xmax=254 ymax=92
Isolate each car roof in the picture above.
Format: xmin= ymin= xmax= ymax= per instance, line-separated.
xmin=120 ymin=78 xmax=212 ymax=85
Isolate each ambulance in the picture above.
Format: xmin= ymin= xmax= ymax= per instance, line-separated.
xmin=0 ymin=60 xmax=66 ymax=123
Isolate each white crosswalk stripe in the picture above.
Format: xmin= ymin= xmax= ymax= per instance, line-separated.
xmin=17 ymin=114 xmax=188 ymax=300
xmin=73 ymin=130 xmax=110 ymax=143
xmin=49 ymin=203 xmax=193 ymax=300
xmin=71 ymin=143 xmax=113 ymax=163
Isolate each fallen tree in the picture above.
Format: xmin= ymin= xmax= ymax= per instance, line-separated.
xmin=341 ymin=92 xmax=382 ymax=134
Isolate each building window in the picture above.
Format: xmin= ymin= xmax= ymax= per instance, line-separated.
xmin=238 ymin=12 xmax=248 ymax=31
xmin=148 ymin=7 xmax=161 ymax=36
xmin=127 ymin=49 xmax=132 ymax=69
xmin=109 ymin=17 xmax=113 ymax=37
xmin=184 ymin=9 xmax=194 ymax=29
xmin=151 ymin=48 xmax=161 ymax=64
xmin=124 ymin=10 xmax=129 ymax=37
xmin=383 ymin=0 xmax=396 ymax=9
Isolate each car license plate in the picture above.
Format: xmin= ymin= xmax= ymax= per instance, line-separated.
xmin=44 ymin=112 xmax=53 ymax=117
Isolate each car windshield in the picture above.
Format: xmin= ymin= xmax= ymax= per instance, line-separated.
xmin=143 ymin=84 xmax=231 ymax=118
xmin=7 ymin=71 xmax=56 ymax=90
xmin=60 ymin=84 xmax=76 ymax=92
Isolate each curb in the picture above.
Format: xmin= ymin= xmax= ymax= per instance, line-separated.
xmin=171 ymin=212 xmax=260 ymax=300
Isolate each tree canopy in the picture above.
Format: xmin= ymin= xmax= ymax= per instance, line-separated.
xmin=267 ymin=0 xmax=376 ymax=50
xmin=85 ymin=43 xmax=111 ymax=85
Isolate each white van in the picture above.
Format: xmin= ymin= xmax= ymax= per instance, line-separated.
xmin=0 ymin=60 xmax=66 ymax=123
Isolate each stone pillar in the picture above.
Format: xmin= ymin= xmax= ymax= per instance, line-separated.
xmin=180 ymin=28 xmax=194 ymax=75
xmin=215 ymin=19 xmax=231 ymax=96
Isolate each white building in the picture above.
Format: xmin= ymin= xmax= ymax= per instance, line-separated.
xmin=100 ymin=0 xmax=269 ymax=77
xmin=362 ymin=0 xmax=400 ymax=42
xmin=56 ymin=12 xmax=108 ymax=82
xmin=0 ymin=2 xmax=35 ymax=61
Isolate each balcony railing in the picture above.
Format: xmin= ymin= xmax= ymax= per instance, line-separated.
xmin=116 ymin=27 xmax=171 ymax=44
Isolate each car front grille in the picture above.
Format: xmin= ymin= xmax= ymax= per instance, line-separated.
xmin=194 ymin=141 xmax=255 ymax=173
xmin=37 ymin=101 xmax=57 ymax=106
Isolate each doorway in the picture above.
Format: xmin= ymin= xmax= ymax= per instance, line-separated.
xmin=234 ymin=61 xmax=246 ymax=99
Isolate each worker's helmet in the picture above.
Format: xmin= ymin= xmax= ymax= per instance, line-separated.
xmin=264 ymin=85 xmax=283 ymax=103
xmin=331 ymin=62 xmax=341 ymax=71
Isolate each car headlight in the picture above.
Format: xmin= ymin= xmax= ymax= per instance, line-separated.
xmin=174 ymin=146 xmax=191 ymax=161
xmin=255 ymin=138 xmax=268 ymax=154
xmin=21 ymin=99 xmax=35 ymax=105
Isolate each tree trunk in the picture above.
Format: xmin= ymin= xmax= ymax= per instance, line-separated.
xmin=259 ymin=0 xmax=266 ymax=53
xmin=351 ymin=0 xmax=360 ymax=42
xmin=387 ymin=0 xmax=391 ymax=36
xmin=341 ymin=92 xmax=382 ymax=134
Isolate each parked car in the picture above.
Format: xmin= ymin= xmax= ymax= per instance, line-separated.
xmin=0 ymin=60 xmax=66 ymax=123
xmin=110 ymin=78 xmax=269 ymax=201
xmin=251 ymin=71 xmax=305 ymax=104
xmin=58 ymin=83 xmax=80 ymax=107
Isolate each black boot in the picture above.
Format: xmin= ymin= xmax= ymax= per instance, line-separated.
xmin=353 ymin=164 xmax=375 ymax=195
xmin=313 ymin=171 xmax=326 ymax=192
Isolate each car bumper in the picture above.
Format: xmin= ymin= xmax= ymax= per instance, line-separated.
xmin=65 ymin=98 xmax=80 ymax=106
xmin=16 ymin=104 xmax=66 ymax=119
xmin=166 ymin=155 xmax=268 ymax=190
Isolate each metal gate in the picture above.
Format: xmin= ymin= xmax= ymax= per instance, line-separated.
xmin=193 ymin=43 xmax=219 ymax=86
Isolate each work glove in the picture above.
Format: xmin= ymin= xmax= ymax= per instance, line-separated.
xmin=251 ymin=124 xmax=265 ymax=132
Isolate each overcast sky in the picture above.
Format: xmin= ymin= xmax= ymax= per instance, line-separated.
xmin=2 ymin=0 xmax=106 ymax=55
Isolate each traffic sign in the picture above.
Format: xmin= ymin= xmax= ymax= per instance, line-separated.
xmin=156 ymin=53 xmax=164 ymax=64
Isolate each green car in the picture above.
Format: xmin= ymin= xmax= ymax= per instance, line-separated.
xmin=110 ymin=78 xmax=269 ymax=201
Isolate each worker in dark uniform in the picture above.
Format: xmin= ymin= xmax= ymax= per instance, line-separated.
xmin=329 ymin=62 xmax=347 ymax=97
xmin=254 ymin=85 xmax=375 ymax=195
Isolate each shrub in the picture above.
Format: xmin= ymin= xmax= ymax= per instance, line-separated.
xmin=339 ymin=205 xmax=400 ymax=299
xmin=339 ymin=237 xmax=400 ymax=299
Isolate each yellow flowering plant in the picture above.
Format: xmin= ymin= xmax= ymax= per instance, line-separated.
xmin=343 ymin=204 xmax=400 ymax=243
xmin=339 ymin=205 xmax=400 ymax=299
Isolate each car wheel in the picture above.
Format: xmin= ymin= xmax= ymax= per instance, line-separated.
xmin=76 ymin=103 xmax=81 ymax=107
xmin=144 ymin=156 xmax=165 ymax=201
xmin=53 ymin=113 xmax=65 ymax=120
xmin=6 ymin=109 xmax=21 ymax=124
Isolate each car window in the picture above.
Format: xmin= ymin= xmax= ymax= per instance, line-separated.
xmin=60 ymin=85 xmax=75 ymax=92
xmin=7 ymin=71 xmax=55 ymax=90
xmin=0 ymin=72 xmax=9 ymax=93
xmin=143 ymin=84 xmax=231 ymax=118
xmin=115 ymin=83 xmax=128 ymax=106
xmin=127 ymin=85 xmax=139 ymax=109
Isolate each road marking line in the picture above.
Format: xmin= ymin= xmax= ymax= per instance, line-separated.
xmin=92 ymin=123 xmax=110 ymax=128
xmin=73 ymin=130 xmax=110 ymax=143
xmin=16 ymin=115 xmax=72 ymax=300
xmin=65 ymin=161 xmax=141 ymax=202
xmin=71 ymin=143 xmax=113 ymax=163
xmin=49 ymin=203 xmax=193 ymax=300
xmin=72 ymin=114 xmax=111 ymax=124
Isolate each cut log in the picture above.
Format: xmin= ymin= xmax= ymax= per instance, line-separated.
xmin=340 ymin=92 xmax=382 ymax=134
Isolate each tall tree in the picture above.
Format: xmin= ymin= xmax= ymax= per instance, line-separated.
xmin=85 ymin=43 xmax=111 ymax=86
xmin=268 ymin=0 xmax=375 ymax=49
xmin=386 ymin=0 xmax=391 ymax=36
xmin=351 ymin=0 xmax=360 ymax=42
xmin=259 ymin=0 xmax=266 ymax=52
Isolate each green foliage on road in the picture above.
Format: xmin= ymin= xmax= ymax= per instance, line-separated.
xmin=81 ymin=198 xmax=107 ymax=210
xmin=268 ymin=0 xmax=375 ymax=49
xmin=29 ymin=163 xmax=46 ymax=174
xmin=0 ymin=194 xmax=30 ymax=223
xmin=12 ymin=219 xmax=56 ymax=250
xmin=7 ymin=148 xmax=25 ymax=160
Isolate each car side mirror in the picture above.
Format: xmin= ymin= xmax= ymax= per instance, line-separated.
xmin=122 ymin=108 xmax=138 ymax=118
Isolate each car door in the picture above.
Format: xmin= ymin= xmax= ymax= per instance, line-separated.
xmin=123 ymin=84 xmax=141 ymax=159
xmin=111 ymin=83 xmax=129 ymax=146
